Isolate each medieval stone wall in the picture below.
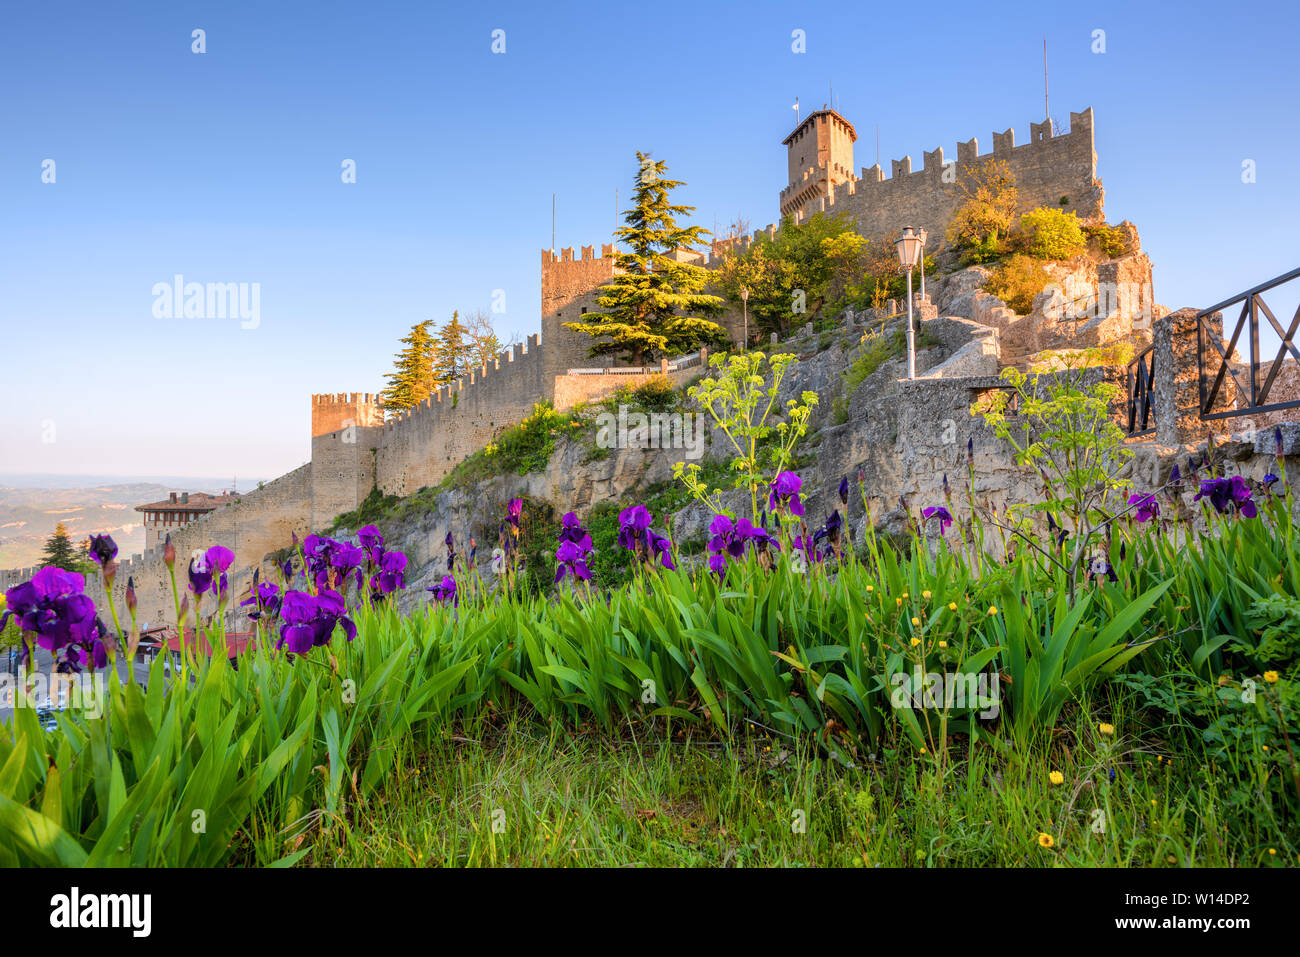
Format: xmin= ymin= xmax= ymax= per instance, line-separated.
xmin=541 ymin=245 xmax=618 ymax=382
xmin=374 ymin=334 xmax=549 ymax=496
xmin=798 ymin=108 xmax=1103 ymax=250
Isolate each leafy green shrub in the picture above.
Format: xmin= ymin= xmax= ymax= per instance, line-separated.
xmin=985 ymin=254 xmax=1054 ymax=315
xmin=1086 ymin=222 xmax=1130 ymax=258
xmin=843 ymin=325 xmax=941 ymax=393
xmin=958 ymin=234 xmax=1006 ymax=266
xmin=330 ymin=486 xmax=400 ymax=533
xmin=946 ymin=159 xmax=1018 ymax=263
xmin=1018 ymin=207 xmax=1086 ymax=260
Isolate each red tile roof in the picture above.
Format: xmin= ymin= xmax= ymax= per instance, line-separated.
xmin=164 ymin=630 xmax=257 ymax=659
xmin=135 ymin=491 xmax=235 ymax=513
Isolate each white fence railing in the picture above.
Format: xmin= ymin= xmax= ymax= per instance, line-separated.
xmin=567 ymin=351 xmax=703 ymax=376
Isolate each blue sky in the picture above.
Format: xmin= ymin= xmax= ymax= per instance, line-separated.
xmin=2 ymin=0 xmax=1297 ymax=481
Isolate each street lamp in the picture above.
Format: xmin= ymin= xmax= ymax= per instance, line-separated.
xmin=895 ymin=226 xmax=924 ymax=379
xmin=740 ymin=286 xmax=750 ymax=350
xmin=917 ymin=227 xmax=928 ymax=300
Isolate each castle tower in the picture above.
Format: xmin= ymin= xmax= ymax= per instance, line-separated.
xmin=780 ymin=108 xmax=857 ymax=219
xmin=540 ymin=244 xmax=618 ymax=387
xmin=309 ymin=393 xmax=385 ymax=529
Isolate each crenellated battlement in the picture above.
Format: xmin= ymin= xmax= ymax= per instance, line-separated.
xmin=543 ymin=243 xmax=617 ymax=265
xmin=784 ymin=107 xmax=1102 ymax=247
xmin=311 ymin=391 xmax=385 ymax=436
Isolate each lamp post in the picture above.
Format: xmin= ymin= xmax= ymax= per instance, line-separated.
xmin=917 ymin=227 xmax=928 ymax=300
xmin=740 ymin=286 xmax=750 ymax=350
xmin=895 ymin=227 xmax=924 ymax=379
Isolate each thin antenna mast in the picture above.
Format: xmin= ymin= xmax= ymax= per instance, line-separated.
xmin=551 ymin=193 xmax=555 ymax=252
xmin=1043 ymin=37 xmax=1049 ymax=121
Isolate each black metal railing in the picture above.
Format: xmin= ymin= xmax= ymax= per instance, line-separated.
xmin=1198 ymin=266 xmax=1300 ymax=420
xmin=1125 ymin=344 xmax=1156 ymax=437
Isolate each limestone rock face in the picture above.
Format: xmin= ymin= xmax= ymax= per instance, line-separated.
xmin=934 ymin=265 xmax=992 ymax=317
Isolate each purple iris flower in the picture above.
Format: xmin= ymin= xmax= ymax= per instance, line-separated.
xmin=357 ymin=525 xmax=384 ymax=562
xmin=507 ymin=498 xmax=523 ymax=526
xmin=427 ymin=574 xmax=458 ymax=605
xmin=921 ymin=506 xmax=953 ymax=534
xmin=791 ymin=533 xmax=823 ymax=564
xmin=315 ymin=589 xmax=357 ymax=643
xmin=555 ymin=513 xmax=595 ymax=582
xmin=205 ymin=545 xmax=234 ymax=573
xmin=187 ymin=556 xmax=213 ymax=595
xmin=707 ymin=515 xmax=738 ymax=572
xmin=371 ymin=550 xmax=409 ymax=595
xmin=2 ymin=568 xmax=105 ymax=672
xmin=278 ymin=591 xmax=319 ymax=656
xmin=767 ymin=471 xmax=805 ymax=518
xmin=707 ymin=552 xmax=728 ymax=579
xmin=813 ymin=510 xmax=843 ymax=549
xmin=1128 ymin=493 xmax=1159 ymax=523
xmin=277 ymin=588 xmax=355 ymax=657
xmin=646 ymin=530 xmax=676 ymax=570
xmin=240 ymin=581 xmax=283 ymax=621
xmin=617 ymin=505 xmax=653 ymax=549
xmin=555 ymin=539 xmax=593 ymax=582
xmin=740 ymin=518 xmax=777 ymax=553
xmin=708 ymin=515 xmax=743 ymax=560
xmin=559 ymin=512 xmax=593 ymax=550
xmin=838 ymin=475 xmax=849 ymax=506
xmin=1263 ymin=473 xmax=1279 ymax=492
xmin=1194 ymin=476 xmax=1256 ymax=518
xmin=330 ymin=541 xmax=366 ymax=589
xmin=88 ymin=534 xmax=118 ymax=566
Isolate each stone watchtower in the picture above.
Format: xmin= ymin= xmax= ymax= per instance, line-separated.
xmin=779 ymin=108 xmax=858 ymax=218
xmin=309 ymin=393 xmax=385 ymax=529
xmin=540 ymin=244 xmax=618 ymax=386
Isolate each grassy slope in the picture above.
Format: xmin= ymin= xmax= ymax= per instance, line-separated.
xmin=297 ymin=703 xmax=1293 ymax=868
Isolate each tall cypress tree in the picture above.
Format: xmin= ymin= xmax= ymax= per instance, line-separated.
xmin=381 ymin=320 xmax=438 ymax=416
xmin=564 ymin=152 xmax=725 ymax=364
xmin=433 ymin=311 xmax=473 ymax=385
xmin=40 ymin=522 xmax=80 ymax=571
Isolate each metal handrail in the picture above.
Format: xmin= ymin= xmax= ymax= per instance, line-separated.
xmin=1198 ymin=266 xmax=1300 ymax=419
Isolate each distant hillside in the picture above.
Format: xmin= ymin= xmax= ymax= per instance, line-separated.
xmin=0 ymin=483 xmax=170 ymax=568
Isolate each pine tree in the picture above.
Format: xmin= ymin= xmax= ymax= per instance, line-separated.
xmin=40 ymin=522 xmax=80 ymax=571
xmin=433 ymin=311 xmax=474 ymax=385
xmin=380 ymin=320 xmax=438 ymax=417
xmin=563 ymin=152 xmax=725 ymax=364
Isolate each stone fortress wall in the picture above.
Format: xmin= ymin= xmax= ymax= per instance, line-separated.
xmin=785 ymin=108 xmax=1104 ymax=249
xmin=1 ymin=106 xmax=1124 ymax=631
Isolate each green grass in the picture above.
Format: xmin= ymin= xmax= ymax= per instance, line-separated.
xmin=296 ymin=698 xmax=1294 ymax=868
